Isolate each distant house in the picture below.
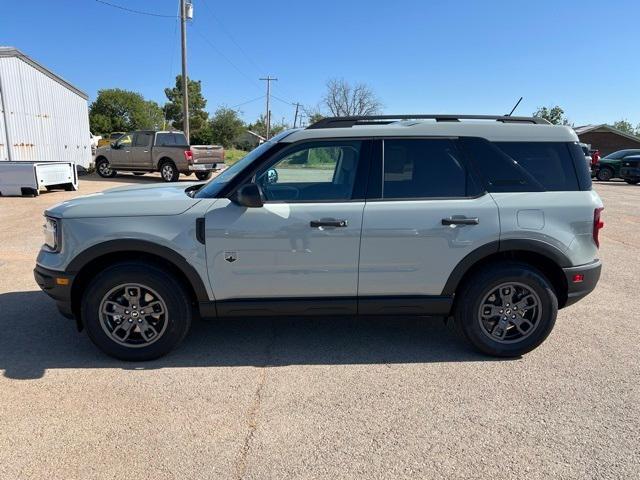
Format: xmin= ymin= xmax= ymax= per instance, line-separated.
xmin=235 ymin=130 xmax=265 ymax=150
xmin=574 ymin=124 xmax=640 ymax=156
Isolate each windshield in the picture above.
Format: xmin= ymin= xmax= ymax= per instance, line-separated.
xmin=194 ymin=140 xmax=277 ymax=198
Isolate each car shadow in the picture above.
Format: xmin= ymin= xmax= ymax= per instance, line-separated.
xmin=0 ymin=290 xmax=506 ymax=380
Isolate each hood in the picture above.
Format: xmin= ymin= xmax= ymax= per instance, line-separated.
xmin=46 ymin=182 xmax=203 ymax=219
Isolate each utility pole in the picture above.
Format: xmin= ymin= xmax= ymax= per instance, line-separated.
xmin=260 ymin=76 xmax=277 ymax=139
xmin=180 ymin=0 xmax=191 ymax=141
xmin=292 ymin=102 xmax=302 ymax=128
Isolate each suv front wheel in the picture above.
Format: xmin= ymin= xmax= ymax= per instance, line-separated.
xmin=453 ymin=262 xmax=558 ymax=357
xmin=81 ymin=262 xmax=192 ymax=361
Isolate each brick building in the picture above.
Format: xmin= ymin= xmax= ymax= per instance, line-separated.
xmin=574 ymin=124 xmax=640 ymax=156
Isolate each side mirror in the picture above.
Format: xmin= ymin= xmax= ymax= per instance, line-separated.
xmin=110 ymin=142 xmax=118 ymax=149
xmin=235 ymin=183 xmax=264 ymax=208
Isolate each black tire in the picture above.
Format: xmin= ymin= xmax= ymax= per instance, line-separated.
xmin=624 ymin=179 xmax=639 ymax=185
xmin=596 ymin=167 xmax=613 ymax=181
xmin=81 ymin=262 xmax=192 ymax=361
xmin=195 ymin=171 xmax=212 ymax=181
xmin=96 ymin=157 xmax=117 ymax=178
xmin=133 ymin=172 xmax=145 ymax=176
xmin=159 ymin=161 xmax=180 ymax=182
xmin=452 ymin=262 xmax=558 ymax=357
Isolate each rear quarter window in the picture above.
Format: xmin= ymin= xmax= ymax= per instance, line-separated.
xmin=460 ymin=138 xmax=585 ymax=192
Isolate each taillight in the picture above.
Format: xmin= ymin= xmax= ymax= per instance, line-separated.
xmin=593 ymin=207 xmax=604 ymax=248
xmin=184 ymin=149 xmax=193 ymax=164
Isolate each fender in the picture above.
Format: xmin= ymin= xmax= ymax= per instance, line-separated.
xmin=66 ymin=239 xmax=210 ymax=302
xmin=441 ymin=239 xmax=571 ymax=296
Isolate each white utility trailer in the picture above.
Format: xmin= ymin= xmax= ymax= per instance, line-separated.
xmin=0 ymin=47 xmax=91 ymax=196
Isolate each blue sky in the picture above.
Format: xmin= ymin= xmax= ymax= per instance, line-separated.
xmin=2 ymin=0 xmax=639 ymax=127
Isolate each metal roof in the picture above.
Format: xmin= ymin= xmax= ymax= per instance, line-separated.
xmin=574 ymin=124 xmax=640 ymax=143
xmin=0 ymin=46 xmax=88 ymax=99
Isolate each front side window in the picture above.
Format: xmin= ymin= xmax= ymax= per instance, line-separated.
xmin=117 ymin=134 xmax=133 ymax=148
xmin=255 ymin=141 xmax=362 ymax=202
xmin=382 ymin=139 xmax=469 ymax=199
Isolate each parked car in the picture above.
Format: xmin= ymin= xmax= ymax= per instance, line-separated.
xmin=97 ymin=132 xmax=125 ymax=148
xmin=94 ymin=130 xmax=224 ymax=181
xmin=620 ymin=155 xmax=640 ymax=184
xmin=594 ymin=149 xmax=640 ymax=181
xmin=35 ymin=114 xmax=603 ymax=361
xmin=578 ymin=142 xmax=592 ymax=169
xmin=89 ymin=132 xmax=102 ymax=155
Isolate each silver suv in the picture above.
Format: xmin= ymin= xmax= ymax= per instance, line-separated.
xmin=35 ymin=115 xmax=603 ymax=361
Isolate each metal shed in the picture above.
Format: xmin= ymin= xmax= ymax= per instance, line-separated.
xmin=0 ymin=46 xmax=91 ymax=167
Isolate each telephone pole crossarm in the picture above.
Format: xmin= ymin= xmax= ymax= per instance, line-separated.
xmin=259 ymin=76 xmax=278 ymax=139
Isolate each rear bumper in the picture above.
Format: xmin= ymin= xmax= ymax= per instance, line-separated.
xmin=34 ymin=264 xmax=74 ymax=319
xmin=188 ymin=163 xmax=216 ymax=171
xmin=562 ymin=260 xmax=601 ymax=308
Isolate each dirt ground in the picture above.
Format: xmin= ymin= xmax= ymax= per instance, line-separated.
xmin=0 ymin=173 xmax=638 ymax=479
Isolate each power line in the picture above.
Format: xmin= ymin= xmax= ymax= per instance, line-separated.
xmin=199 ymin=0 xmax=264 ymax=74
xmin=192 ymin=26 xmax=261 ymax=91
xmin=94 ymin=0 xmax=176 ymax=18
xmin=229 ymin=95 xmax=266 ymax=110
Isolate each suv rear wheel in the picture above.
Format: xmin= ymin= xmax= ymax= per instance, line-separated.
xmin=160 ymin=161 xmax=180 ymax=182
xmin=81 ymin=262 xmax=192 ymax=361
xmin=453 ymin=262 xmax=558 ymax=357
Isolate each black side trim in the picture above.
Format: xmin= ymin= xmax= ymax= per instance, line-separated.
xmin=195 ymin=218 xmax=205 ymax=244
xmin=204 ymin=295 xmax=454 ymax=319
xmin=214 ymin=297 xmax=357 ymax=317
xmin=66 ymin=240 xmax=210 ymax=303
xmin=358 ymin=295 xmax=453 ymax=316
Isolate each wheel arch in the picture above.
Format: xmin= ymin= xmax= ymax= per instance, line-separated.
xmin=443 ymin=240 xmax=570 ymax=309
xmin=157 ymin=157 xmax=176 ymax=170
xmin=67 ymin=240 xmax=209 ymax=329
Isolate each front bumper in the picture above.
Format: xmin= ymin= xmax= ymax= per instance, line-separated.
xmin=562 ymin=260 xmax=601 ymax=308
xmin=34 ymin=264 xmax=74 ymax=319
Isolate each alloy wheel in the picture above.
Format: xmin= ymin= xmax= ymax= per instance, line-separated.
xmin=99 ymin=283 xmax=169 ymax=348
xmin=477 ymin=282 xmax=542 ymax=344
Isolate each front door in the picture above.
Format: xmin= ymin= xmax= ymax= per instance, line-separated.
xmin=204 ymin=140 xmax=370 ymax=315
xmin=130 ymin=132 xmax=153 ymax=169
xmin=109 ymin=133 xmax=133 ymax=167
xmin=357 ymin=138 xmax=500 ymax=312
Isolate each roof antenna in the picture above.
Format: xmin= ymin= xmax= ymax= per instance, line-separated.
xmin=506 ymin=97 xmax=523 ymax=116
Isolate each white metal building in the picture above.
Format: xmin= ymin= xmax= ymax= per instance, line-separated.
xmin=0 ymin=46 xmax=92 ymax=167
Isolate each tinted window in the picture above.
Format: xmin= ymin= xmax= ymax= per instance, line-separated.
xmin=461 ymin=138 xmax=579 ymax=192
xmin=173 ymin=133 xmax=189 ymax=146
xmin=117 ymin=134 xmax=133 ymax=148
xmin=255 ymin=141 xmax=361 ymax=201
xmin=134 ymin=132 xmax=152 ymax=147
xmin=155 ymin=133 xmax=175 ymax=146
xmin=382 ymin=139 xmax=469 ymax=198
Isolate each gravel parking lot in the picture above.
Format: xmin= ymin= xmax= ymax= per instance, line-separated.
xmin=0 ymin=174 xmax=638 ymax=479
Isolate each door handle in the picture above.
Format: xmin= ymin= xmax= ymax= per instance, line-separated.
xmin=310 ymin=219 xmax=348 ymax=228
xmin=441 ymin=216 xmax=479 ymax=226
xmin=143 ymin=150 xmax=149 ymax=153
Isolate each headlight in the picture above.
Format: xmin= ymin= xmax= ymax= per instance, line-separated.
xmin=43 ymin=217 xmax=59 ymax=251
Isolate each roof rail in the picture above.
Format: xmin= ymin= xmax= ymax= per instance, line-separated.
xmin=307 ymin=114 xmax=550 ymax=129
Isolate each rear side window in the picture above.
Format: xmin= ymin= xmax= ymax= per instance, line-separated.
xmin=173 ymin=133 xmax=189 ymax=146
xmin=460 ymin=138 xmax=580 ymax=192
xmin=156 ymin=133 xmax=175 ymax=146
xmin=382 ymin=139 xmax=474 ymax=198
xmin=134 ymin=132 xmax=152 ymax=147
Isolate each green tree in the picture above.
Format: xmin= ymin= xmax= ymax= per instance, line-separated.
xmin=612 ymin=119 xmax=635 ymax=135
xmin=163 ymin=75 xmax=209 ymax=142
xmin=209 ymin=107 xmax=245 ymax=148
xmin=533 ymin=105 xmax=569 ymax=125
xmin=248 ymin=114 xmax=287 ymax=139
xmin=89 ymin=89 xmax=164 ymax=134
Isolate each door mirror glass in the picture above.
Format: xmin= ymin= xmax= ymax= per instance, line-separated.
xmin=266 ymin=168 xmax=279 ymax=185
xmin=235 ymin=183 xmax=264 ymax=208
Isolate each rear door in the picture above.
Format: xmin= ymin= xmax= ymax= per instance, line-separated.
xmin=204 ymin=140 xmax=371 ymax=314
xmin=357 ymin=138 xmax=500 ymax=312
xmin=130 ymin=132 xmax=153 ymax=169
